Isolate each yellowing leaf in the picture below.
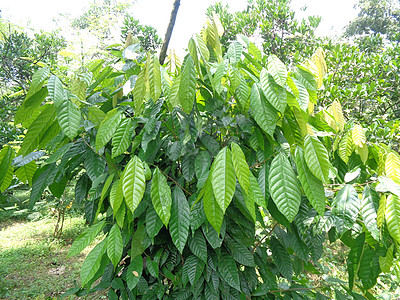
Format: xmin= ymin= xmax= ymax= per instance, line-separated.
xmin=377 ymin=194 xmax=386 ymax=228
xmin=385 ymin=152 xmax=400 ymax=183
xmin=328 ymin=100 xmax=345 ymax=131
xmin=352 ymin=124 xmax=366 ymax=147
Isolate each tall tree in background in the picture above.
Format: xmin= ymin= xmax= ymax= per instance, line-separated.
xmin=344 ymin=0 xmax=400 ymax=43
xmin=159 ymin=0 xmax=180 ymax=64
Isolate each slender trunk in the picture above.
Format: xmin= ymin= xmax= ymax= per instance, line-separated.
xmin=159 ymin=0 xmax=181 ymax=65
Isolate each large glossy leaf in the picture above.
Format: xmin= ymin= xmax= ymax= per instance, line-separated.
xmin=169 ymin=187 xmax=190 ymax=253
xmin=84 ymin=150 xmax=106 ymax=180
xmin=112 ymin=118 xmax=134 ymax=158
xmin=95 ymin=109 xmax=123 ymax=151
xmin=15 ymin=161 xmax=37 ymax=186
xmin=361 ymin=186 xmax=380 ymax=240
xmin=260 ymin=69 xmax=287 ymax=113
xmin=80 ymin=239 xmax=107 ymax=287
xmin=151 ymin=168 xmax=172 ymax=226
xmin=268 ymin=152 xmax=301 ymax=222
xmin=303 ymin=135 xmax=330 ymax=183
xmin=126 ymin=255 xmax=143 ymax=290
xmin=109 ymin=179 xmax=123 ymax=214
xmin=332 ymin=184 xmax=360 ymax=235
xmin=145 ymin=205 xmax=163 ymax=240
xmin=249 ymin=83 xmax=278 ymax=136
xmin=203 ymin=174 xmax=224 ymax=234
xmin=358 ymin=245 xmax=380 ymax=290
xmin=211 ymin=147 xmax=236 ymax=213
xmin=107 ymin=224 xmax=123 ymax=267
xmin=295 ymin=147 xmax=326 ymax=216
xmin=122 ymin=156 xmax=146 ymax=214
xmin=188 ymin=230 xmax=207 ymax=263
xmin=250 ymin=172 xmax=267 ymax=208
xmin=182 ymin=255 xmax=205 ymax=286
xmin=29 ymin=164 xmax=57 ymax=208
xmin=385 ymin=194 xmax=400 ymax=243
xmin=225 ymin=235 xmax=255 ymax=267
xmin=19 ymin=104 xmax=57 ymax=156
xmin=270 ymin=236 xmax=293 ymax=281
xmin=26 ymin=67 xmax=50 ymax=99
xmin=68 ymin=221 xmax=106 ymax=257
xmin=47 ymin=75 xmax=65 ymax=108
xmin=218 ymin=250 xmax=240 ymax=291
xmin=347 ymin=233 xmax=365 ymax=289
xmin=231 ymin=142 xmax=250 ymax=194
xmin=178 ymin=55 xmax=196 ymax=112
xmin=267 ymin=54 xmax=287 ymax=86
xmin=57 ymin=100 xmax=81 ymax=140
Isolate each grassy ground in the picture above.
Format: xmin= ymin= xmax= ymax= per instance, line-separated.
xmin=0 ymin=216 xmax=106 ymax=300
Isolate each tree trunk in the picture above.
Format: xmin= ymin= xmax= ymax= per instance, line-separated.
xmin=159 ymin=0 xmax=181 ymax=65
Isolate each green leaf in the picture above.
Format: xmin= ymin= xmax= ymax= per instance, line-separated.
xmin=257 ymin=164 xmax=269 ymax=207
xmin=268 ymin=152 xmax=301 ymax=222
xmin=211 ymin=147 xmax=236 ymax=213
xmin=347 ymin=233 xmax=365 ymax=289
xmin=0 ymin=146 xmax=13 ymax=185
xmin=107 ymin=224 xmax=123 ymax=267
xmin=361 ymin=186 xmax=380 ymax=241
xmin=218 ymin=250 xmax=240 ymax=291
xmin=267 ymin=55 xmax=287 ymax=86
xmin=126 ymin=255 xmax=143 ymax=290
xmin=151 ymin=168 xmax=172 ymax=226
xmin=183 ymin=255 xmax=205 ymax=286
xmin=147 ymin=53 xmax=162 ymax=100
xmin=188 ymin=230 xmax=207 ymax=263
xmin=29 ymin=164 xmax=57 ymax=208
xmin=235 ymin=76 xmax=250 ymax=112
xmin=112 ymin=118 xmax=134 ymax=158
xmin=84 ymin=150 xmax=105 ymax=180
xmin=110 ymin=179 xmax=123 ymax=214
xmin=19 ymin=104 xmax=57 ymax=156
xmin=147 ymin=259 xmax=159 ymax=278
xmin=57 ymin=100 xmax=81 ymax=140
xmin=332 ymin=184 xmax=361 ymax=235
xmin=250 ymin=172 xmax=267 ymax=208
xmin=358 ymin=245 xmax=380 ymax=290
xmin=249 ymin=83 xmax=278 ymax=136
xmin=122 ymin=156 xmax=146 ymax=214
xmin=225 ymin=235 xmax=255 ymax=267
xmin=170 ymin=187 xmax=190 ymax=253
xmin=179 ymin=55 xmax=196 ymax=112
xmin=231 ymin=142 xmax=250 ymax=194
xmin=203 ymin=174 xmax=224 ymax=234
xmin=146 ymin=205 xmax=163 ymax=240
xmin=385 ymin=194 xmax=400 ymax=243
xmin=379 ymin=244 xmax=394 ymax=273
xmin=26 ymin=67 xmax=50 ymax=99
xmin=295 ymin=147 xmax=326 ymax=216
xmin=80 ymin=239 xmax=107 ymax=287
xmin=68 ymin=221 xmax=106 ymax=257
xmin=270 ymin=236 xmax=293 ymax=281
xmin=227 ymin=41 xmax=243 ymax=64
xmin=95 ymin=109 xmax=123 ymax=151
xmin=47 ymin=75 xmax=65 ymax=108
xmin=304 ymin=135 xmax=330 ymax=183
xmin=15 ymin=161 xmax=37 ymax=186
xmin=13 ymin=151 xmax=45 ymax=168
xmin=260 ymin=69 xmax=287 ymax=113
xmin=16 ymin=88 xmax=48 ymax=125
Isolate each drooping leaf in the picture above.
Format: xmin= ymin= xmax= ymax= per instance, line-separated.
xmin=126 ymin=255 xmax=143 ymax=290
xmin=250 ymin=83 xmax=278 ymax=136
xmin=122 ymin=156 xmax=146 ymax=214
xmin=26 ymin=67 xmax=50 ymax=99
xmin=358 ymin=245 xmax=380 ymax=290
xmin=188 ymin=230 xmax=207 ymax=263
xmin=211 ymin=147 xmax=236 ymax=213
xmin=385 ymin=152 xmax=400 ymax=183
xmin=151 ymin=168 xmax=172 ymax=226
xmin=112 ymin=118 xmax=134 ymax=158
xmin=147 ymin=53 xmax=162 ymax=100
xmin=332 ymin=184 xmax=361 ymax=235
xmin=15 ymin=161 xmax=37 ymax=186
xmin=107 ymin=224 xmax=123 ymax=267
xmin=182 ymin=255 xmax=204 ymax=286
xmin=80 ymin=239 xmax=107 ymax=287
xmin=12 ymin=151 xmax=45 ymax=167
xmin=303 ymin=135 xmax=330 ymax=183
xmin=95 ymin=109 xmax=123 ymax=151
xmin=57 ymin=100 xmax=81 ymax=140
xmin=361 ymin=186 xmax=380 ymax=241
xmin=268 ymin=152 xmax=301 ymax=222
xmin=146 ymin=205 xmax=163 ymax=240
xmin=29 ymin=164 xmax=57 ymax=208
xmin=347 ymin=233 xmax=365 ymax=289
xmin=225 ymin=235 xmax=255 ymax=267
xmin=267 ymin=54 xmax=287 ymax=86
xmin=0 ymin=146 xmax=13 ymax=185
xmin=270 ymin=236 xmax=293 ymax=281
xmin=250 ymin=172 xmax=267 ymax=209
xmin=352 ymin=124 xmax=366 ymax=147
xmin=339 ymin=132 xmax=354 ymax=164
xmin=379 ymin=244 xmax=394 ymax=273
xmin=110 ymin=179 xmax=123 ymax=214
xmin=47 ymin=75 xmax=65 ymax=108
xmin=169 ymin=187 xmax=190 ymax=253
xmin=84 ymin=150 xmax=106 ymax=180
xmin=203 ymin=174 xmax=224 ymax=234
xmin=218 ymin=250 xmax=240 ymax=291
xmin=385 ymin=194 xmax=400 ymax=243
xmin=231 ymin=142 xmax=250 ymax=194
xmin=295 ymin=147 xmax=326 ymax=216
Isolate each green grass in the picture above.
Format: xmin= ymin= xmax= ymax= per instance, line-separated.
xmin=0 ymin=216 xmax=106 ymax=299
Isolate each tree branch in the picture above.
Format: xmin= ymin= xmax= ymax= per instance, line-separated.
xmin=159 ymin=0 xmax=180 ymax=65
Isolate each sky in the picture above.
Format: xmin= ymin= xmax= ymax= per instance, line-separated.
xmin=1 ymin=0 xmax=359 ymax=53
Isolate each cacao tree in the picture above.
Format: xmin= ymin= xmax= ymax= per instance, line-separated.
xmin=1 ymin=16 xmax=400 ymax=299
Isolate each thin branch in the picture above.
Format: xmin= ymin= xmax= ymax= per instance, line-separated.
xmin=251 ymin=222 xmax=278 ymax=254
xmin=159 ymin=167 xmax=192 ymax=196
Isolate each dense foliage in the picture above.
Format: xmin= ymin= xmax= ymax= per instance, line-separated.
xmin=1 ymin=12 xmax=400 ymax=299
